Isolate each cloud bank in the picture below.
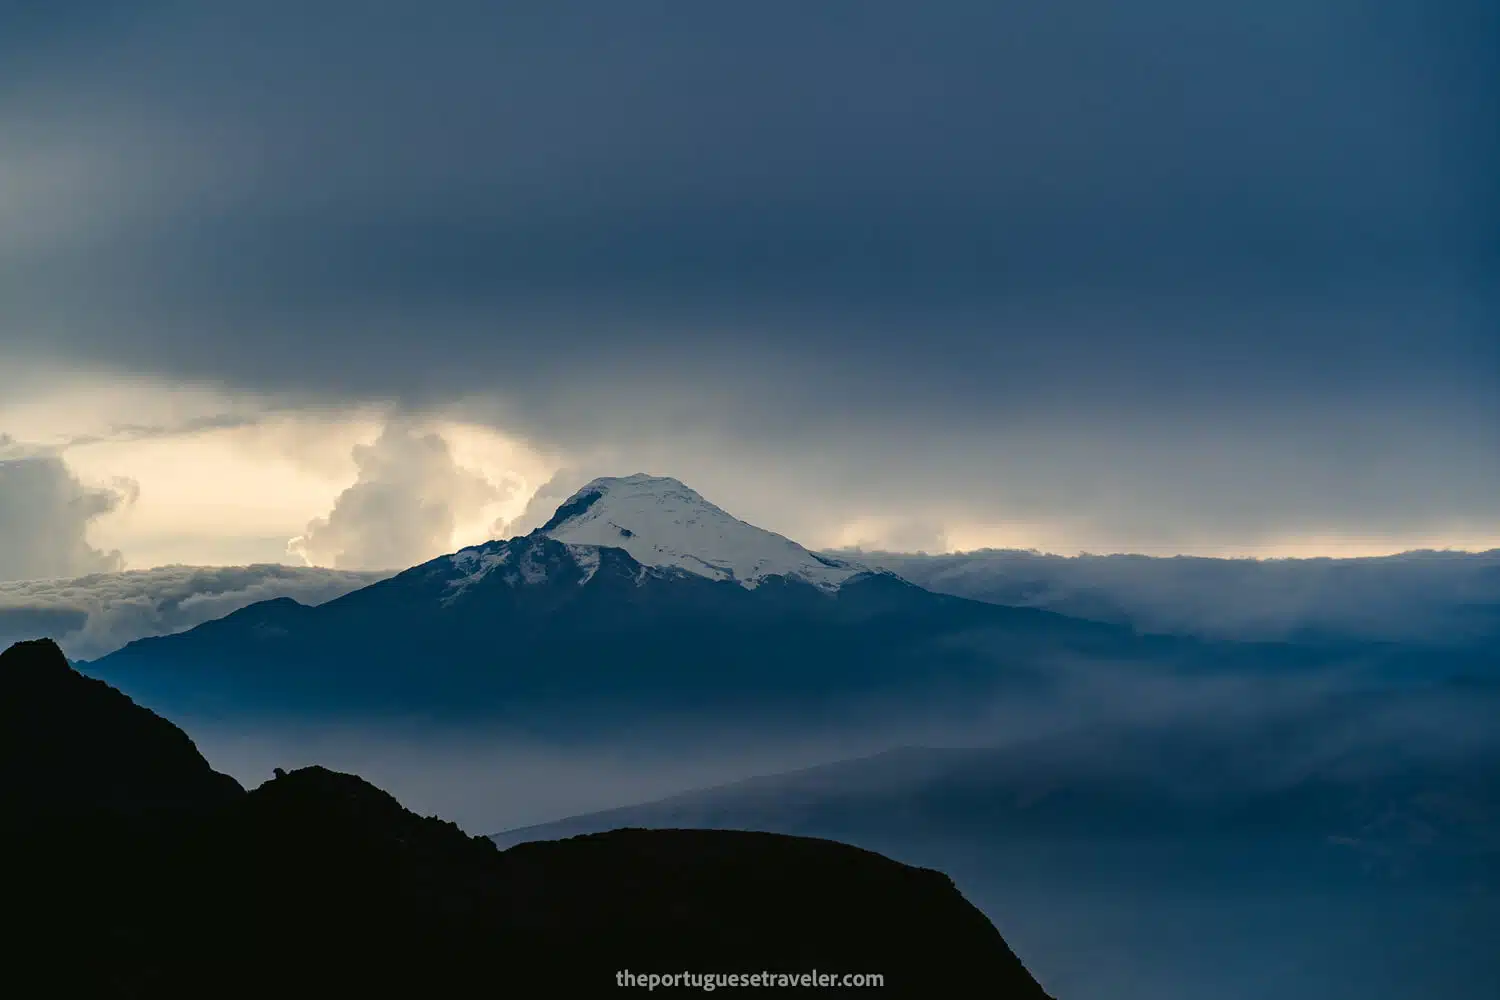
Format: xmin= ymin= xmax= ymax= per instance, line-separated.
xmin=852 ymin=548 xmax=1500 ymax=644
xmin=0 ymin=564 xmax=392 ymax=660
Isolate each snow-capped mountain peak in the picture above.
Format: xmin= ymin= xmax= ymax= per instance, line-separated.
xmin=534 ymin=473 xmax=866 ymax=591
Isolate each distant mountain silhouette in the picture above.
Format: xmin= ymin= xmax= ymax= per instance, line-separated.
xmin=78 ymin=528 xmax=1143 ymax=725
xmin=78 ymin=478 xmax=1477 ymax=735
xmin=79 ymin=537 xmax=1400 ymax=736
xmin=493 ymin=694 xmax=1500 ymax=890
xmin=2 ymin=638 xmax=1054 ymax=998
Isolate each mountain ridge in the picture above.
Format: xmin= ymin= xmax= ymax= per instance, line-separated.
xmin=76 ymin=477 xmax=1161 ymax=727
xmin=2 ymin=637 xmax=1056 ymax=999
xmin=75 ymin=474 xmax=1467 ymax=731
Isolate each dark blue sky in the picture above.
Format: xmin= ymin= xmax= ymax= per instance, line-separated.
xmin=1 ymin=1 xmax=1495 ymax=556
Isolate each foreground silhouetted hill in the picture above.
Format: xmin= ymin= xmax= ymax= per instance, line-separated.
xmin=1 ymin=639 xmax=1053 ymax=999
xmin=0 ymin=638 xmax=244 ymax=826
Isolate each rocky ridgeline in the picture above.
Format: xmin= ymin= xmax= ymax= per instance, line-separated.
xmin=1 ymin=638 xmax=1054 ymax=999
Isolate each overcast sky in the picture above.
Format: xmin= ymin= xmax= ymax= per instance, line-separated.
xmin=1 ymin=2 xmax=1495 ymax=577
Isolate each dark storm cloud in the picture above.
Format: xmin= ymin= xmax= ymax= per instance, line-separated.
xmin=2 ymin=2 xmax=1496 ymax=543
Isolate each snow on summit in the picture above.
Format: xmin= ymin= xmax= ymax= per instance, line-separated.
xmin=537 ymin=474 xmax=866 ymax=591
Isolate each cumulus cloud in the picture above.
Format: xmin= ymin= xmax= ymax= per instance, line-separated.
xmin=287 ymin=420 xmax=519 ymax=570
xmin=0 ymin=434 xmax=137 ymax=582
xmin=499 ymin=467 xmax=593 ymax=538
xmin=0 ymin=563 xmax=391 ymax=660
xmin=849 ymin=547 xmax=1500 ymax=645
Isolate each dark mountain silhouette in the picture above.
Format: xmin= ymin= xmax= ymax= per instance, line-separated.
xmin=3 ymin=638 xmax=1054 ymax=999
xmin=0 ymin=637 xmax=243 ymax=829
xmin=76 ymin=477 xmax=1472 ymax=737
xmin=77 ymin=530 xmax=1147 ymax=728
xmin=77 ymin=530 xmax=1410 ymax=736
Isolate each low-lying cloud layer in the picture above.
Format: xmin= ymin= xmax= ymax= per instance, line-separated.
xmin=852 ymin=548 xmax=1500 ymax=644
xmin=0 ymin=564 xmax=391 ymax=660
xmin=174 ymin=635 xmax=1500 ymax=836
xmin=4 ymin=545 xmax=1499 ymax=664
